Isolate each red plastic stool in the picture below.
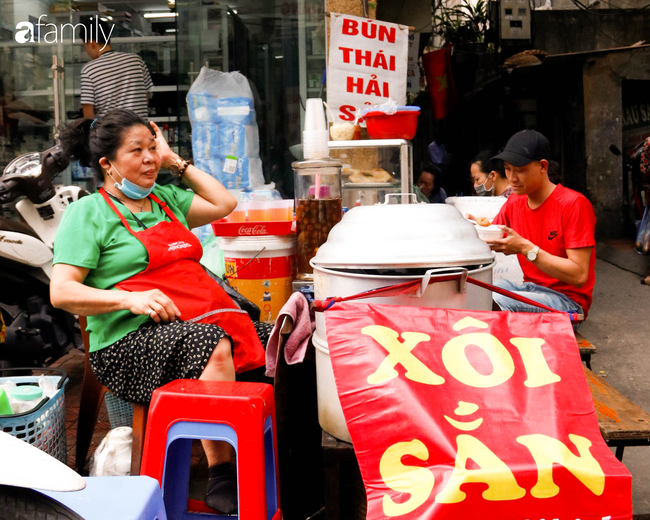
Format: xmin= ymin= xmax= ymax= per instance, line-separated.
xmin=140 ymin=380 xmax=281 ymax=520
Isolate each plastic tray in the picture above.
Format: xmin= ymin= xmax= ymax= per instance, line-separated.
xmin=0 ymin=367 xmax=68 ymax=464
xmin=211 ymin=220 xmax=296 ymax=237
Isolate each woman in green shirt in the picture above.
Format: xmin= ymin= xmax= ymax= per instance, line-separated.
xmin=51 ymin=109 xmax=269 ymax=514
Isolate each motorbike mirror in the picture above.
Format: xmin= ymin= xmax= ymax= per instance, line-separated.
xmin=40 ymin=145 xmax=70 ymax=181
xmin=609 ymin=144 xmax=622 ymax=156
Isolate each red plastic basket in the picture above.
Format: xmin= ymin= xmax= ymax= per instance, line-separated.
xmin=362 ymin=108 xmax=420 ymax=140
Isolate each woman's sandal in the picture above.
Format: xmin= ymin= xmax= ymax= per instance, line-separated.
xmin=640 ymin=276 xmax=650 ymax=286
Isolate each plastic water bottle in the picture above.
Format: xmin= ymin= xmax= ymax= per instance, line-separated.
xmin=1 ymin=380 xmax=16 ymax=407
xmin=38 ymin=375 xmax=57 ymax=399
xmin=10 ymin=385 xmax=44 ymax=414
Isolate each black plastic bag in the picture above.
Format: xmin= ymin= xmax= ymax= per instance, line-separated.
xmin=202 ymin=267 xmax=261 ymax=321
xmin=635 ymin=205 xmax=650 ymax=255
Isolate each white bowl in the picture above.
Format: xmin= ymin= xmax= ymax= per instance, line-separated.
xmin=476 ymin=224 xmax=505 ymax=241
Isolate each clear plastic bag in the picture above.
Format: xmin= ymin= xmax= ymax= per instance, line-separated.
xmin=359 ymin=98 xmax=401 ymax=117
xmin=187 ymin=68 xmax=264 ymax=190
xmin=89 ymin=427 xmax=133 ymax=476
xmin=636 ymin=205 xmax=650 ymax=255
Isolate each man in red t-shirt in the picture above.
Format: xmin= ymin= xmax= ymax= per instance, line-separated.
xmin=489 ymin=130 xmax=596 ymax=323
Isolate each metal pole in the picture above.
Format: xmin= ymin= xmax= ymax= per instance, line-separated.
xmin=52 ymin=55 xmax=61 ymax=143
xmin=222 ymin=7 xmax=229 ymax=71
xmin=401 ymin=141 xmax=413 ymax=203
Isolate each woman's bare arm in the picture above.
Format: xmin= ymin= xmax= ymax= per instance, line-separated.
xmin=181 ymin=164 xmax=238 ymax=229
xmin=50 ymin=263 xmax=181 ymax=322
xmin=150 ymin=121 xmax=237 ymax=229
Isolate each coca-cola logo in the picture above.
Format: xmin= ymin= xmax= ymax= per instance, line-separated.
xmin=238 ymin=225 xmax=267 ymax=236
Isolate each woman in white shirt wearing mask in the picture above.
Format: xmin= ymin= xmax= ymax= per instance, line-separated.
xmin=470 ymin=150 xmax=513 ymax=198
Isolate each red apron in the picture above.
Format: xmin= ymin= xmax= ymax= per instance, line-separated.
xmin=99 ymin=188 xmax=265 ymax=374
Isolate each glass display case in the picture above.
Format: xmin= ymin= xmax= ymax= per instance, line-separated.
xmin=328 ymin=139 xmax=414 ymax=208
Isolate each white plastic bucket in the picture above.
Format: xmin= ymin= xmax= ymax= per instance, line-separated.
xmin=221 ymin=235 xmax=296 ymax=323
xmin=313 ymin=332 xmax=351 ymax=442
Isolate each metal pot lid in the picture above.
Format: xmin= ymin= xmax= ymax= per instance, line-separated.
xmin=311 ymin=203 xmax=495 ymax=269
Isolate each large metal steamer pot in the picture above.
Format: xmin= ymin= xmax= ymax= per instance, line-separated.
xmin=310 ymin=201 xmax=496 ymax=442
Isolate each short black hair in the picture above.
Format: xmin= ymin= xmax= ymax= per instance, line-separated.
xmin=417 ymin=163 xmax=442 ymax=193
xmin=420 ymin=162 xmax=441 ymax=178
xmin=79 ymin=16 xmax=112 ymax=45
xmin=472 ymin=150 xmax=505 ymax=179
xmin=547 ymin=160 xmax=561 ymax=184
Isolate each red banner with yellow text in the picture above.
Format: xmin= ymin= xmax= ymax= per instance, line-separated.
xmin=324 ymin=303 xmax=631 ymax=520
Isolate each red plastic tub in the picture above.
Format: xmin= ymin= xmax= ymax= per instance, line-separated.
xmin=361 ymin=107 xmax=420 ymax=140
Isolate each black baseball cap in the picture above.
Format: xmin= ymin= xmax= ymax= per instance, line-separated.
xmin=493 ymin=130 xmax=551 ymax=167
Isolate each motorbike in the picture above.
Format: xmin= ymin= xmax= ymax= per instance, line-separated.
xmin=0 ymin=145 xmax=87 ymax=366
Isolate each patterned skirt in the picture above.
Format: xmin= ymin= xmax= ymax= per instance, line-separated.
xmin=89 ymin=320 xmax=273 ymax=404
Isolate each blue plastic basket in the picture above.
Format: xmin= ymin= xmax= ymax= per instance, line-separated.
xmin=0 ymin=368 xmax=68 ymax=464
xmin=104 ymin=391 xmax=133 ymax=429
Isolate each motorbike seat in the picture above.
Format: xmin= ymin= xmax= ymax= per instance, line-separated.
xmin=0 ymin=216 xmax=40 ymax=240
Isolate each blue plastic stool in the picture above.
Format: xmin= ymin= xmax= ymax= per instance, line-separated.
xmin=161 ymin=417 xmax=277 ymax=520
xmin=39 ymin=476 xmax=166 ymax=520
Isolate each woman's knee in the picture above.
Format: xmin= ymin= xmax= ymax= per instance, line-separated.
xmin=207 ymin=337 xmax=233 ymax=367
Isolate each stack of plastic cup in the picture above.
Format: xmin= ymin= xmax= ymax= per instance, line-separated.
xmin=268 ymin=200 xmax=294 ymax=221
xmin=303 ymin=98 xmax=330 ymax=160
xmin=247 ymin=200 xmax=269 ymax=222
xmin=226 ymin=201 xmax=247 ymax=223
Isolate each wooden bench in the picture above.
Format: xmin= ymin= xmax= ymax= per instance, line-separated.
xmin=576 ymin=332 xmax=597 ymax=369
xmin=584 ymin=365 xmax=650 ymax=461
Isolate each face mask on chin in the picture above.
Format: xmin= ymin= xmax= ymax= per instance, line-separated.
xmin=475 ymin=177 xmax=494 ymax=197
xmin=108 ymin=163 xmax=155 ymax=200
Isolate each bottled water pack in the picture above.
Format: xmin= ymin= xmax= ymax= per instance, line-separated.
xmin=187 ymin=69 xmax=264 ymax=189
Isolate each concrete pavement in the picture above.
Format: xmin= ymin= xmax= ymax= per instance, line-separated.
xmin=581 ymin=244 xmax=650 ymax=515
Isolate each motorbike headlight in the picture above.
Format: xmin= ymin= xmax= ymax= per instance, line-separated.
xmin=4 ymin=152 xmax=42 ymax=178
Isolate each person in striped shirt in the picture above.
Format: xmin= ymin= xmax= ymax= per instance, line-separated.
xmin=80 ymin=19 xmax=153 ymax=120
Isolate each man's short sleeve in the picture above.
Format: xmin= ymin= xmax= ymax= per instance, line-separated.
xmin=80 ymin=67 xmax=94 ymax=106
xmin=563 ymin=196 xmax=596 ymax=249
xmin=492 ymin=203 xmax=509 ymax=226
xmin=52 ymin=200 xmax=101 ymax=269
xmin=142 ymin=60 xmax=154 ymax=91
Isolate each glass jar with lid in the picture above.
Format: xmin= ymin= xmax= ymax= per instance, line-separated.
xmin=292 ymin=157 xmax=342 ymax=279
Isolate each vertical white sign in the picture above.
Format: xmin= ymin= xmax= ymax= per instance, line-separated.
xmin=327 ymin=13 xmax=409 ymax=122
xmin=406 ymin=33 xmax=420 ymax=93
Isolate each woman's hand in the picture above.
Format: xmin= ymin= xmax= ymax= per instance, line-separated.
xmin=150 ymin=121 xmax=179 ymax=170
xmin=124 ymin=289 xmax=182 ymax=323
